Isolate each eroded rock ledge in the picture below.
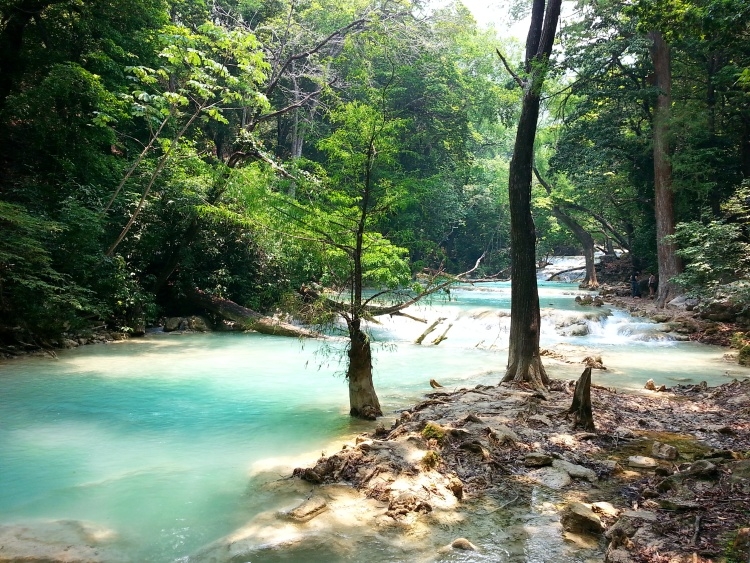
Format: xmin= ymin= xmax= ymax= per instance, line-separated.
xmin=287 ymin=377 xmax=750 ymax=563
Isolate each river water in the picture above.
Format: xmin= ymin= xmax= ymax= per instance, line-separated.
xmin=1 ymin=280 xmax=748 ymax=562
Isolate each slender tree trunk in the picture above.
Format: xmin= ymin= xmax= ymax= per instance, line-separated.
xmin=649 ymin=31 xmax=682 ymax=308
xmin=346 ymin=318 xmax=382 ymax=420
xmin=533 ymin=168 xmax=598 ymax=287
xmin=502 ymin=0 xmax=561 ymax=390
xmin=553 ymin=207 xmax=598 ymax=287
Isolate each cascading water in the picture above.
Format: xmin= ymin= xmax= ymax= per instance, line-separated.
xmin=1 ymin=281 xmax=748 ymax=561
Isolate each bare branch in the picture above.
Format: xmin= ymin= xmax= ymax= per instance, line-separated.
xmin=496 ymin=49 xmax=525 ymax=88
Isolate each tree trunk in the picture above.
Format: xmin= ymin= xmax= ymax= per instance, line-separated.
xmin=649 ymin=31 xmax=682 ymax=308
xmin=187 ymin=287 xmax=319 ymax=338
xmin=346 ymin=319 xmax=382 ymax=420
xmin=533 ymin=168 xmax=598 ymax=287
xmin=502 ymin=0 xmax=561 ymax=390
xmin=553 ymin=207 xmax=598 ymax=287
xmin=567 ymin=367 xmax=595 ymax=432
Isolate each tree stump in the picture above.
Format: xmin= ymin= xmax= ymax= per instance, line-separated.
xmin=568 ymin=367 xmax=595 ymax=431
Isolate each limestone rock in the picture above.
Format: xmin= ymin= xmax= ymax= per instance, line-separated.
xmin=685 ymin=460 xmax=718 ymax=479
xmin=620 ymin=510 xmax=658 ymax=521
xmin=644 ymin=379 xmax=657 ymax=391
xmin=560 ymin=502 xmax=604 ymax=534
xmin=284 ymin=496 xmax=328 ymax=522
xmin=187 ymin=315 xmax=210 ymax=331
xmin=486 ymin=424 xmax=519 ymax=445
xmin=583 ymin=355 xmax=606 ymax=369
xmin=651 ymin=441 xmax=678 ymax=460
xmin=524 ymin=452 xmax=554 ymax=467
xmin=658 ymin=498 xmax=701 ymax=511
xmin=553 ymin=459 xmax=598 ymax=482
xmin=387 ymin=492 xmax=432 ymax=518
xmin=627 ymin=456 xmax=657 ymax=469
xmin=451 ymin=537 xmax=478 ymax=551
xmin=163 ymin=317 xmax=184 ymax=332
xmin=591 ymin=501 xmax=620 ymax=519
xmin=527 ymin=466 xmax=572 ymax=489
xmin=448 ymin=476 xmax=464 ymax=500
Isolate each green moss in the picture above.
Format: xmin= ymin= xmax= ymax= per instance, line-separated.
xmin=739 ymin=345 xmax=750 ymax=366
xmin=421 ymin=422 xmax=446 ymax=442
xmin=730 ymin=331 xmax=749 ymax=349
xmin=421 ymin=450 xmax=441 ymax=470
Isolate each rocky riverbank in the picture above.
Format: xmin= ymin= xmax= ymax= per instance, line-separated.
xmin=261 ymin=375 xmax=750 ymax=563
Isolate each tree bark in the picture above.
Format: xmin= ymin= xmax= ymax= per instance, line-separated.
xmin=346 ymin=319 xmax=382 ymax=420
xmin=567 ymin=366 xmax=595 ymax=432
xmin=649 ymin=31 xmax=682 ymax=308
xmin=187 ymin=287 xmax=319 ymax=338
xmin=502 ymin=0 xmax=561 ymax=390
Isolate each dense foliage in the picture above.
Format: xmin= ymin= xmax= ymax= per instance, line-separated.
xmin=1 ymin=0 xmax=749 ymax=346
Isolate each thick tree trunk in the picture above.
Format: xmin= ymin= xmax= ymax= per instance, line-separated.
xmin=187 ymin=287 xmax=318 ymax=338
xmin=502 ymin=0 xmax=560 ymax=390
xmin=649 ymin=31 xmax=682 ymax=308
xmin=346 ymin=320 xmax=382 ymax=420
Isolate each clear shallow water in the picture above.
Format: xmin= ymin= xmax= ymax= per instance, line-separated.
xmin=1 ymin=281 xmax=748 ymax=561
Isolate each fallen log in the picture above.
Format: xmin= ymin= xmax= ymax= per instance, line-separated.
xmin=188 ymin=288 xmax=319 ymax=338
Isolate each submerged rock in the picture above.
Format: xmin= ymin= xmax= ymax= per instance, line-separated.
xmin=0 ymin=519 xmax=122 ymax=563
xmin=451 ymin=537 xmax=478 ymax=551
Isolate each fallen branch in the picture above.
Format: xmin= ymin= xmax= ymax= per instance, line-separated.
xmin=415 ymin=318 xmax=445 ymax=345
xmin=431 ymin=323 xmax=453 ymax=345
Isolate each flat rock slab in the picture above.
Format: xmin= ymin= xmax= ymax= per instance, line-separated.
xmin=527 ymin=466 xmax=572 ymax=489
xmin=284 ymin=496 xmax=329 ymax=522
xmin=627 ymin=456 xmax=657 ymax=468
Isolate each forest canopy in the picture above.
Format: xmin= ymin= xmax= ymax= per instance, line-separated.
xmin=1 ymin=0 xmax=749 ymax=348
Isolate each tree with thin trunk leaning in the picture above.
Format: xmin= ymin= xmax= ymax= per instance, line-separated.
xmin=497 ymin=0 xmax=562 ymax=390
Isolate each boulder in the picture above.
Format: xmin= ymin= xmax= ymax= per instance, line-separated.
xmin=163 ymin=317 xmax=184 ymax=332
xmin=451 ymin=538 xmax=478 ymax=551
xmin=560 ymin=502 xmax=604 ymax=534
xmin=187 ymin=315 xmax=210 ymax=331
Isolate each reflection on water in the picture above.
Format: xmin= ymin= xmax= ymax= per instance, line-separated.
xmin=0 ymin=281 xmax=747 ymax=561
